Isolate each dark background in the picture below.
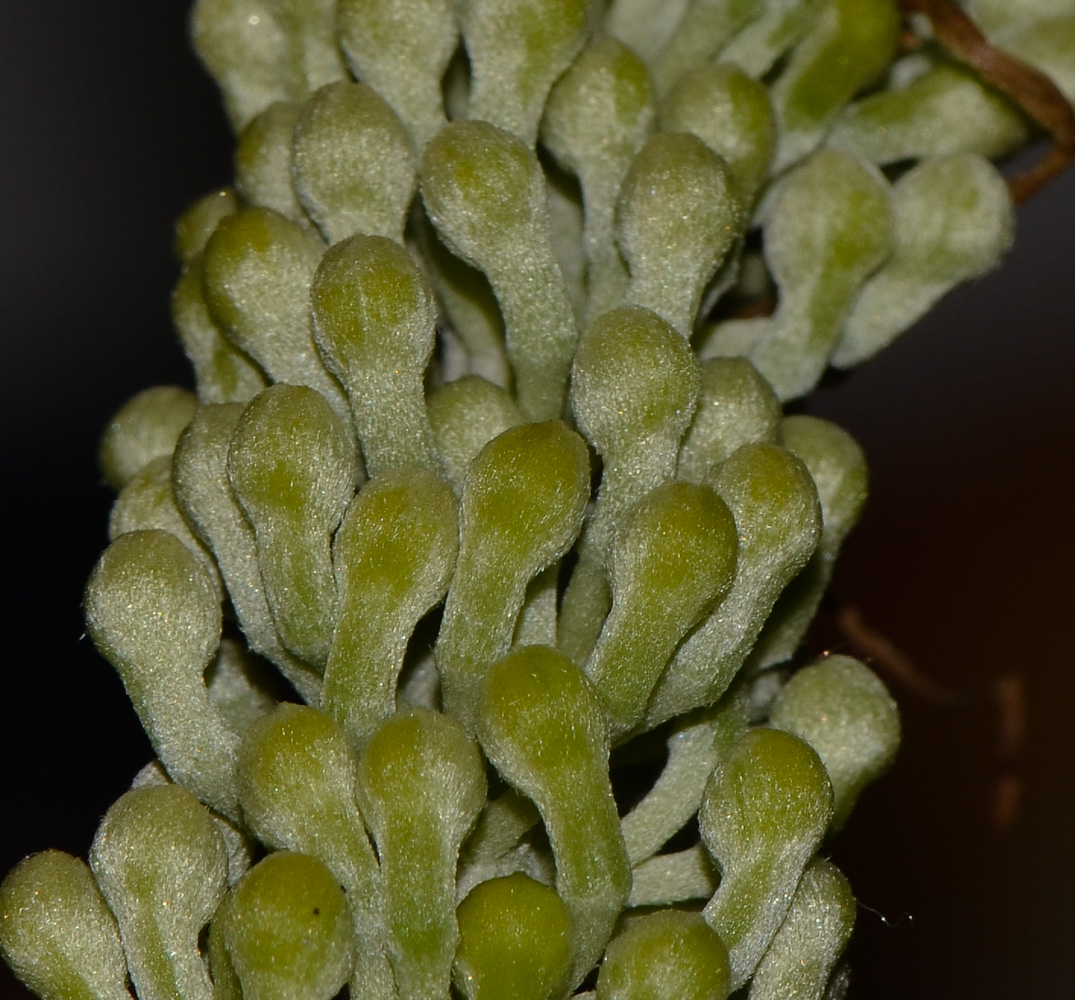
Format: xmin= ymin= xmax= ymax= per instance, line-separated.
xmin=2 ymin=3 xmax=1073 ymax=997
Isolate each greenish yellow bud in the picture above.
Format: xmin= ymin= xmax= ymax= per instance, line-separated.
xmin=827 ymin=60 xmax=1030 ymax=166
xmin=201 ymin=207 xmax=350 ymax=420
xmin=98 ymin=385 xmax=197 ymax=490
xmin=561 ymin=305 xmax=700 ymax=663
xmin=337 ymin=0 xmax=459 ymax=149
xmin=770 ymin=655 xmax=900 ymax=830
xmin=427 ymin=376 xmax=524 ymax=492
xmin=228 ymin=384 xmax=358 ymax=669
xmin=478 ymin=645 xmax=631 ymax=987
xmin=454 ymin=873 xmax=573 ymax=1000
xmin=422 ymin=120 xmax=578 ymax=419
xmin=660 ymin=63 xmax=776 ymax=204
xmin=175 ymin=187 xmax=239 ymax=265
xmin=587 ymin=481 xmax=738 ymax=741
xmin=748 ymin=415 xmax=867 ymax=669
xmin=676 ymin=357 xmax=781 ymax=485
xmin=542 ymin=35 xmax=655 ymax=321
xmin=621 ymin=692 xmax=750 ymax=866
xmin=324 ymin=467 xmax=459 ymax=747
xmin=833 ymin=154 xmax=1014 ymax=369
xmin=652 ymin=0 xmax=766 ymax=97
xmin=770 ymin=0 xmax=901 ymax=170
xmin=84 ymin=530 xmax=237 ymax=816
xmin=172 ymin=403 xmax=322 ymax=702
xmin=437 ymin=422 xmax=590 ymax=730
xmin=311 ymin=235 xmax=438 ymax=476
xmin=713 ymin=149 xmax=893 ymax=401
xmin=356 ymin=708 xmax=486 ymax=1000
xmin=89 ymin=785 xmax=229 ymax=1000
xmin=172 ymin=260 xmax=267 ymax=405
xmin=234 ymin=101 xmax=307 ymax=223
xmin=237 ymin=704 xmax=393 ymax=1000
xmin=747 ymin=858 xmax=855 ymax=1000
xmin=460 ymin=0 xmax=591 ymax=144
xmin=645 ymin=443 xmax=821 ymax=729
xmin=0 ymin=852 xmax=129 ymax=1000
xmin=700 ymin=728 xmax=833 ymax=990
xmin=191 ymin=0 xmax=295 ymax=130
xmin=216 ymin=851 xmax=354 ymax=1000
xmin=598 ymin=909 xmax=730 ymax=1000
xmin=618 ymin=132 xmax=741 ymax=337
xmin=293 ymin=81 xmax=417 ymax=243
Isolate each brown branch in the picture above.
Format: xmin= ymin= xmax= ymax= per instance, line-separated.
xmin=899 ymin=0 xmax=1075 ymax=202
xmin=835 ymin=604 xmax=964 ymax=706
xmin=991 ymin=673 xmax=1026 ymax=832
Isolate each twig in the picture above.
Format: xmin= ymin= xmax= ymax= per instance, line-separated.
xmin=835 ymin=604 xmax=964 ymax=705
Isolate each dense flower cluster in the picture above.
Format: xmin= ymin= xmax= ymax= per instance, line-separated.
xmin=3 ymin=1 xmax=1071 ymax=999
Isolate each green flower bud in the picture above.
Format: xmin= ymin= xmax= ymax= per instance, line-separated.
xmin=89 ymin=785 xmax=229 ymax=1000
xmin=748 ymin=415 xmax=868 ymax=669
xmin=427 ymin=375 xmax=524 ymax=492
xmin=324 ymin=468 xmax=459 ymax=748
xmin=293 ymin=82 xmax=417 ymax=243
xmin=172 ymin=259 xmax=267 ymax=405
xmin=627 ymin=845 xmax=719 ymax=908
xmin=436 ymin=422 xmax=590 ymax=730
xmin=422 ymin=120 xmax=578 ymax=419
xmin=833 ymin=154 xmax=1014 ymax=369
xmin=201 ymin=207 xmax=350 ymax=421
xmin=676 ymin=358 xmax=781 ymax=485
xmin=237 ymin=704 xmax=393 ymax=1000
xmin=460 ymin=0 xmax=591 ymax=145
xmin=621 ymin=692 xmax=749 ymax=866
xmin=605 ymin=0 xmax=690 ymax=61
xmin=228 ymin=384 xmax=358 ymax=669
xmin=477 ymin=645 xmax=632 ymax=987
xmin=356 ymin=708 xmax=486 ymax=1000
xmin=700 ymin=728 xmax=833 ymax=990
xmin=234 ymin=101 xmax=307 ymax=223
xmin=645 ymin=443 xmax=821 ymax=729
xmin=587 ymin=481 xmax=739 ymax=741
xmin=542 ymin=36 xmax=655 ymax=322
xmin=714 ymin=150 xmax=894 ymax=401
xmin=108 ymin=454 xmax=222 ymax=600
xmin=719 ymin=0 xmax=823 ymax=79
xmin=191 ymin=0 xmax=295 ymax=130
xmin=454 ymin=873 xmax=573 ymax=1000
xmin=0 ymin=852 xmax=129 ymax=1000
xmin=337 ymin=0 xmax=459 ymax=149
xmin=175 ymin=187 xmax=239 ymax=265
xmin=769 ymin=655 xmax=900 ymax=830
xmin=652 ymin=0 xmax=766 ymax=97
xmin=98 ymin=385 xmax=197 ymax=490
xmin=172 ymin=402 xmax=322 ymax=701
xmin=84 ymin=530 xmax=237 ymax=816
xmin=562 ymin=305 xmax=699 ymax=663
xmin=660 ymin=63 xmax=776 ymax=204
xmin=216 ymin=851 xmax=354 ymax=1000
xmin=417 ymin=219 xmax=510 ymax=387
xmin=617 ymin=132 xmax=741 ymax=337
xmin=747 ymin=858 xmax=855 ymax=1000
xmin=311 ymin=235 xmax=438 ymax=476
xmin=262 ymin=0 xmax=348 ymax=94
xmin=597 ymin=910 xmax=730 ymax=1000
xmin=827 ymin=60 xmax=1030 ymax=166
xmin=770 ymin=0 xmax=901 ymax=171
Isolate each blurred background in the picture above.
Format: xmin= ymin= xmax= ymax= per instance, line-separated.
xmin=2 ymin=2 xmax=1072 ymax=997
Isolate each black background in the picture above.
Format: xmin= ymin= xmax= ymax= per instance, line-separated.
xmin=2 ymin=3 xmax=1073 ymax=997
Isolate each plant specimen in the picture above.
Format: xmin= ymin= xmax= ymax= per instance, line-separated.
xmin=2 ymin=1 xmax=1072 ymax=999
